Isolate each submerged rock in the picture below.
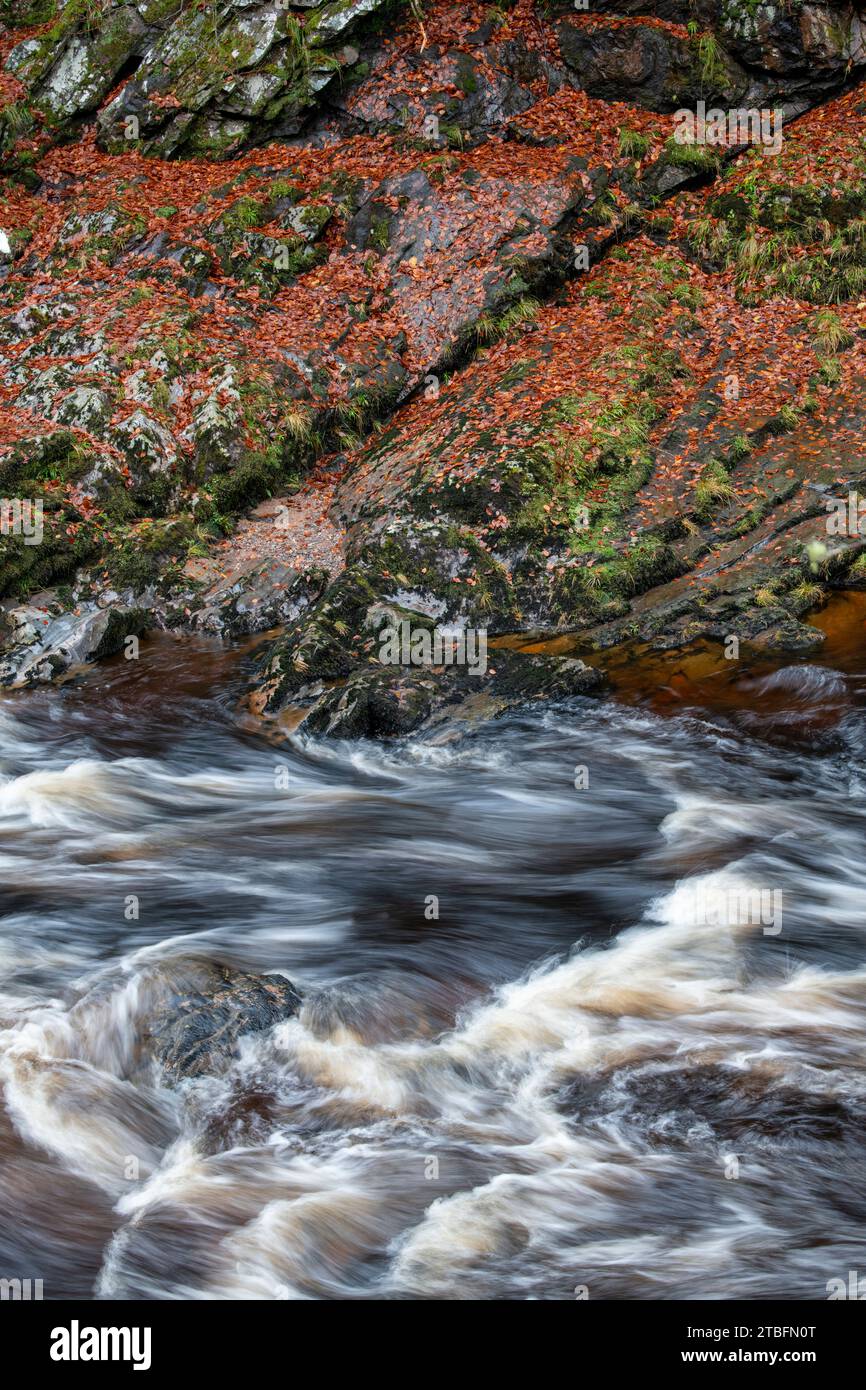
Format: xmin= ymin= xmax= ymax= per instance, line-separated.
xmin=146 ymin=962 xmax=302 ymax=1084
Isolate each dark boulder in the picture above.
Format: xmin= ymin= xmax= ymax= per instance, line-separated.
xmin=553 ymin=1 xmax=863 ymax=112
xmin=146 ymin=962 xmax=302 ymax=1084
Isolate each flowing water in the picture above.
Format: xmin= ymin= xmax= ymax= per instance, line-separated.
xmin=2 ymin=602 xmax=866 ymax=1301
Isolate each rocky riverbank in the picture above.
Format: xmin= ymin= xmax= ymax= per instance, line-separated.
xmin=2 ymin=0 xmax=866 ymax=736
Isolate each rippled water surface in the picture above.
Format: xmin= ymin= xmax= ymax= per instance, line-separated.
xmin=2 ymin=613 xmax=866 ymax=1300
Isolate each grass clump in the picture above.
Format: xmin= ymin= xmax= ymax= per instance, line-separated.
xmin=810 ymin=309 xmax=855 ymax=356
xmin=618 ymin=127 xmax=650 ymax=159
xmin=694 ymin=458 xmax=734 ymax=519
xmin=663 ymin=138 xmax=720 ymax=174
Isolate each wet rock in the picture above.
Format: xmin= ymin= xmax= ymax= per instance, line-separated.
xmin=0 ymin=598 xmax=57 ymax=650
xmin=488 ymin=650 xmax=603 ymax=702
xmin=186 ymin=368 xmax=243 ymax=477
xmin=346 ymin=159 xmax=585 ymax=371
xmin=0 ymin=602 xmax=149 ymax=687
xmin=146 ymin=961 xmax=302 ymax=1084
xmin=110 ymin=408 xmax=179 ymax=488
xmin=184 ymin=559 xmax=330 ymax=638
xmin=295 ymin=648 xmax=603 ymax=739
xmin=553 ymin=0 xmax=861 ymax=110
xmin=557 ymin=14 xmax=733 ymax=111
xmin=90 ymin=0 xmax=391 ymax=157
xmin=322 ymin=42 xmax=536 ymax=145
xmin=0 ymin=0 xmax=394 ymax=163
xmin=302 ymin=664 xmax=439 ymax=738
xmin=29 ymin=14 xmax=147 ymax=124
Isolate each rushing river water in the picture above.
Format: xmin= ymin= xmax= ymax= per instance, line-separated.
xmin=2 ymin=602 xmax=866 ymax=1301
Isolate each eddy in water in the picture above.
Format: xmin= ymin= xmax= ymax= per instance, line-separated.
xmin=1 ymin=630 xmax=866 ymax=1302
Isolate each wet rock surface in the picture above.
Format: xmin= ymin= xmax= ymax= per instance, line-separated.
xmin=0 ymin=597 xmax=148 ymax=685
xmin=145 ymin=961 xmax=302 ymax=1084
xmin=293 ymin=649 xmax=604 ymax=739
xmin=4 ymin=0 xmax=392 ymax=161
xmin=552 ymin=1 xmax=861 ymax=114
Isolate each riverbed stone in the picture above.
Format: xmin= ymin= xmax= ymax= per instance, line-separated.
xmin=146 ymin=962 xmax=303 ymax=1083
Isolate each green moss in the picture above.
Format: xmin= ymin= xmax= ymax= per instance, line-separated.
xmin=103 ymin=516 xmax=196 ymax=593
xmin=269 ymin=178 xmax=301 ymax=202
xmin=594 ymin=534 xmax=679 ymax=598
xmin=0 ymin=99 xmax=37 ymax=148
xmin=221 ymin=195 xmax=268 ymax=234
xmin=1 ymin=430 xmax=89 ymax=492
xmin=421 ymin=153 xmax=460 ymax=187
xmin=256 ymin=237 xmax=327 ymax=292
xmin=0 ymin=0 xmax=56 ymax=20
xmin=663 ymin=138 xmax=720 ymax=173
xmin=369 ymin=214 xmax=390 ymax=252
xmin=0 ymin=519 xmax=101 ymax=601
xmin=0 ymin=433 xmax=108 ymax=600
xmin=455 ymin=53 xmax=478 ymax=96
xmin=186 ymin=119 xmax=249 ymax=161
xmin=199 ymin=444 xmax=287 ymax=520
xmin=295 ymin=202 xmax=331 ymax=237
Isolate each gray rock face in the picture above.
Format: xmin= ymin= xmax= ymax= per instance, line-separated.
xmin=346 ymin=161 xmax=584 ymax=370
xmin=0 ymin=602 xmax=148 ymax=686
xmin=187 ymin=559 xmax=329 ymax=637
xmin=0 ymin=600 xmax=55 ymax=650
xmin=2 ymin=0 xmax=394 ymax=159
xmin=318 ymin=42 xmax=537 ymax=145
xmin=32 ymin=13 xmax=147 ymax=122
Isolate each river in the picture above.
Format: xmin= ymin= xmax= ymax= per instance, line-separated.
xmin=2 ymin=597 xmax=866 ymax=1300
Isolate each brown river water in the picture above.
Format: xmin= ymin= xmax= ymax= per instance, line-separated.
xmin=1 ymin=594 xmax=866 ymax=1299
